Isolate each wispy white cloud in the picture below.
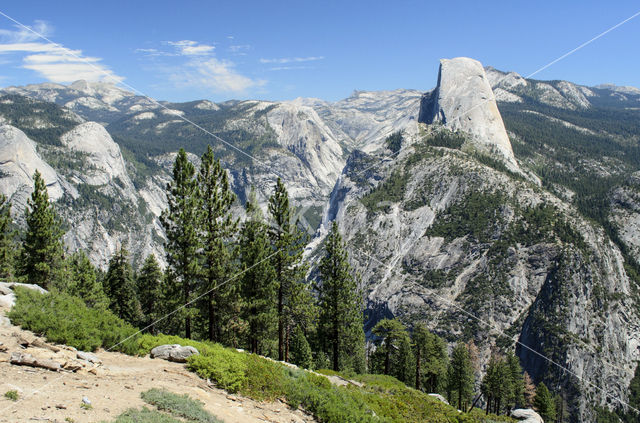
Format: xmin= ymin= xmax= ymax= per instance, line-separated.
xmin=229 ymin=44 xmax=251 ymax=55
xmin=268 ymin=65 xmax=313 ymax=71
xmin=0 ymin=20 xmax=51 ymax=43
xmin=167 ymin=40 xmax=215 ymax=56
xmin=259 ymin=56 xmax=324 ymax=64
xmin=0 ymin=21 xmax=123 ymax=83
xmin=171 ymin=57 xmax=265 ymax=93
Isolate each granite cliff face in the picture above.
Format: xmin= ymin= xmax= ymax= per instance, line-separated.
xmin=419 ymin=57 xmax=519 ymax=171
xmin=0 ymin=124 xmax=63 ymax=209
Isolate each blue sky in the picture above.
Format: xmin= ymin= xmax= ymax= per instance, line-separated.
xmin=0 ymin=1 xmax=639 ymax=103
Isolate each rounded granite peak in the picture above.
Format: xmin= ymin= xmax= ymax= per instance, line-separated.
xmin=419 ymin=57 xmax=519 ymax=171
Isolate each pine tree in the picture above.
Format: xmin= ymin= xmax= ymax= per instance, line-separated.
xmin=161 ymin=149 xmax=201 ymax=339
xmin=413 ymin=323 xmax=448 ymax=393
xmin=103 ymin=246 xmax=141 ymax=324
xmin=421 ymin=329 xmax=449 ymax=394
xmin=20 ymin=170 xmax=64 ymax=288
xmin=136 ymin=254 xmax=164 ymax=333
xmin=317 ymin=221 xmax=365 ymax=372
xmin=447 ymin=341 xmax=474 ymax=411
xmin=372 ymin=318 xmax=414 ymax=383
xmin=290 ymin=325 xmax=313 ymax=369
xmin=481 ymin=354 xmax=501 ymax=415
xmin=197 ymin=145 xmax=238 ymax=342
xmin=68 ymin=251 xmax=108 ymax=309
xmin=533 ymin=382 xmax=556 ymax=423
xmin=268 ymin=178 xmax=310 ymax=362
xmin=0 ymin=194 xmax=15 ymax=279
xmin=240 ymin=190 xmax=276 ymax=354
xmin=505 ymin=351 xmax=525 ymax=410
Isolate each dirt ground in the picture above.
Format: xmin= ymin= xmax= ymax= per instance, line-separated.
xmin=0 ymin=304 xmax=316 ymax=423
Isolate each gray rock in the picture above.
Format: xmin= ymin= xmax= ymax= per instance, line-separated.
xmin=77 ymin=351 xmax=102 ymax=364
xmin=419 ymin=57 xmax=519 ymax=171
xmin=511 ymin=408 xmax=544 ymax=423
xmin=82 ymin=396 xmax=91 ymax=406
xmin=428 ymin=393 xmax=449 ymax=406
xmin=150 ymin=344 xmax=199 ymax=363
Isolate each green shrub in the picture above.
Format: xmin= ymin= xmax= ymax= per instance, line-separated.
xmin=187 ymin=346 xmax=248 ymax=393
xmin=4 ymin=390 xmax=18 ymax=401
xmin=101 ymin=407 xmax=183 ymax=423
xmin=242 ymin=354 xmax=289 ymax=401
xmin=140 ymin=389 xmax=223 ymax=423
xmin=8 ymin=287 xmax=138 ymax=353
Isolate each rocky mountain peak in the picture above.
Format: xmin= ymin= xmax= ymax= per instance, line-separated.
xmin=419 ymin=57 xmax=519 ymax=171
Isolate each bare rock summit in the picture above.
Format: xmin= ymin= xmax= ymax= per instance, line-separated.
xmin=419 ymin=57 xmax=519 ymax=171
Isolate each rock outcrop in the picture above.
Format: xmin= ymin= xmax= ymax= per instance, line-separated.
xmin=419 ymin=57 xmax=519 ymax=171
xmin=0 ymin=124 xmax=62 ymax=205
xmin=150 ymin=344 xmax=199 ymax=363
xmin=60 ymin=122 xmax=131 ymax=187
xmin=511 ymin=409 xmax=544 ymax=423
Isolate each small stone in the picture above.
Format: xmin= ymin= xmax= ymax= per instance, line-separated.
xmin=55 ymin=404 xmax=66 ymax=410
xmin=77 ymin=351 xmax=101 ymax=364
xmin=82 ymin=396 xmax=91 ymax=406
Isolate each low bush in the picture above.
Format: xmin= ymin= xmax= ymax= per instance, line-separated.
xmin=4 ymin=390 xmax=18 ymax=401
xmin=102 ymin=407 xmax=183 ymax=423
xmin=140 ymin=389 xmax=223 ymax=423
xmin=8 ymin=287 xmax=138 ymax=353
xmin=187 ymin=347 xmax=248 ymax=393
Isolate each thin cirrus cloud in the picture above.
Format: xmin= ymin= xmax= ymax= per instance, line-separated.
xmin=167 ymin=40 xmax=215 ymax=56
xmin=259 ymin=56 xmax=324 ymax=64
xmin=0 ymin=21 xmax=123 ymax=83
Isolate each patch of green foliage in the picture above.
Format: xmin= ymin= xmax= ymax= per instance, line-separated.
xmin=101 ymin=407 xmax=184 ymax=423
xmin=360 ymin=170 xmax=409 ymax=214
xmin=188 ymin=348 xmax=249 ymax=393
xmin=424 ymin=131 xmax=465 ymax=149
xmin=426 ymin=192 xmax=507 ymax=243
xmin=4 ymin=390 xmax=18 ymax=401
xmin=8 ymin=287 xmax=138 ymax=353
xmin=140 ymin=389 xmax=223 ymax=423
xmin=385 ymin=131 xmax=404 ymax=153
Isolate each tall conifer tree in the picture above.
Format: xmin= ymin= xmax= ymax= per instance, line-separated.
xmin=136 ymin=254 xmax=164 ymax=333
xmin=317 ymin=221 xmax=365 ymax=372
xmin=268 ymin=178 xmax=310 ymax=361
xmin=413 ymin=323 xmax=448 ymax=393
xmin=533 ymin=382 xmax=556 ymax=422
xmin=447 ymin=341 xmax=474 ymax=411
xmin=240 ymin=190 xmax=276 ymax=354
xmin=68 ymin=250 xmax=108 ymax=309
xmin=20 ymin=170 xmax=64 ymax=288
xmin=0 ymin=194 xmax=14 ymax=279
xmin=161 ymin=149 xmax=200 ymax=338
xmin=103 ymin=246 xmax=141 ymax=324
xmin=197 ymin=145 xmax=237 ymax=342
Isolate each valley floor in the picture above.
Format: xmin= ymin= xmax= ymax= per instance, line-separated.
xmin=0 ymin=304 xmax=315 ymax=423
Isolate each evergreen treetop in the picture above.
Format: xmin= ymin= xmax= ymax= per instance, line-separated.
xmin=20 ymin=170 xmax=64 ymax=289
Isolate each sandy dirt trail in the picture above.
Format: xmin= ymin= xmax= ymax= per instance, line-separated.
xmin=0 ymin=304 xmax=315 ymax=423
